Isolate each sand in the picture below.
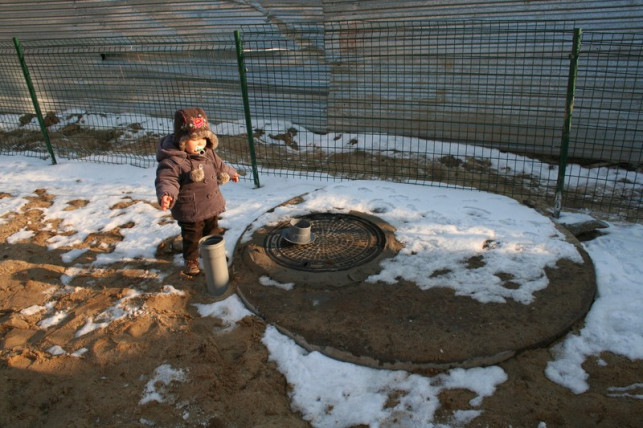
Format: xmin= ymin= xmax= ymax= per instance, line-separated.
xmin=1 ymin=189 xmax=641 ymax=427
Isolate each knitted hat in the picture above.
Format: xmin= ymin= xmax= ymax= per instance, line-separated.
xmin=173 ymin=107 xmax=219 ymax=151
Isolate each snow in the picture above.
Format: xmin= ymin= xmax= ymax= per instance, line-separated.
xmin=1 ymin=149 xmax=641 ymax=426
xmin=606 ymin=383 xmax=643 ymax=400
xmin=545 ymin=222 xmax=643 ymax=393
xmin=20 ymin=304 xmax=46 ymax=316
xmin=37 ymin=308 xmax=69 ymax=330
xmin=139 ymin=363 xmax=188 ymax=405
xmin=193 ymin=294 xmax=253 ymax=332
xmin=262 ymin=325 xmax=507 ymax=427
xmin=259 ymin=275 xmax=295 ymax=290
xmin=6 ymin=228 xmax=34 ymax=243
xmin=46 ymin=345 xmax=88 ymax=358
xmin=237 ymin=181 xmax=583 ymax=304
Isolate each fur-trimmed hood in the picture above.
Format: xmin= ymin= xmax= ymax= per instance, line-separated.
xmin=173 ymin=107 xmax=219 ymax=151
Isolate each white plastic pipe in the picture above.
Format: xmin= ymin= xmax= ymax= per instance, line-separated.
xmin=199 ymin=235 xmax=229 ymax=296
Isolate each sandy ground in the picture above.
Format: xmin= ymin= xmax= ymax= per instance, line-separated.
xmin=1 ymin=189 xmax=642 ymax=427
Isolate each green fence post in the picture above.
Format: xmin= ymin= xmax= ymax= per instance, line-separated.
xmin=554 ymin=28 xmax=582 ymax=218
xmin=13 ymin=37 xmax=57 ymax=165
xmin=234 ymin=30 xmax=260 ymax=188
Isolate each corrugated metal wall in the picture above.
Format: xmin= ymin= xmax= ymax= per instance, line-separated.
xmin=1 ymin=1 xmax=641 ymax=164
xmin=0 ymin=0 xmax=323 ymax=40
xmin=2 ymin=0 xmax=641 ymax=41
xmin=324 ymin=21 xmax=572 ymax=154
xmin=322 ymin=0 xmax=643 ymax=32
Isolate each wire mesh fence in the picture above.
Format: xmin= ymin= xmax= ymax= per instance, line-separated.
xmin=0 ymin=40 xmax=47 ymax=159
xmin=0 ymin=21 xmax=641 ymax=221
xmin=1 ymin=34 xmax=251 ymax=167
xmin=241 ymin=22 xmax=574 ymax=195
xmin=565 ymin=31 xmax=642 ymax=220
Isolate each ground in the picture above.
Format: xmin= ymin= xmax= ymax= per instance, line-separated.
xmin=0 ymin=187 xmax=641 ymax=427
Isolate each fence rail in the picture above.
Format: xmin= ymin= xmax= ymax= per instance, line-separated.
xmin=0 ymin=21 xmax=641 ymax=221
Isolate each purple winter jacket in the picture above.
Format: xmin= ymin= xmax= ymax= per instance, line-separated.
xmin=155 ymin=134 xmax=237 ymax=223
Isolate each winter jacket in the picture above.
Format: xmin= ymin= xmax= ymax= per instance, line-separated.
xmin=155 ymin=134 xmax=237 ymax=223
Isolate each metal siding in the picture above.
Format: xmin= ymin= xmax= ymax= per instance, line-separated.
xmin=1 ymin=1 xmax=641 ymax=163
xmin=325 ymin=22 xmax=571 ymax=157
xmin=322 ymin=0 xmax=643 ymax=32
xmin=2 ymin=1 xmax=640 ymax=40
xmin=1 ymin=1 xmax=323 ymax=40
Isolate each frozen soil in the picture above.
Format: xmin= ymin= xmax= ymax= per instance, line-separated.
xmin=0 ymin=188 xmax=642 ymax=427
xmin=1 ymin=118 xmax=641 ymax=426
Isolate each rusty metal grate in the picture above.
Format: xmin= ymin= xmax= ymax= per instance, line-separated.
xmin=264 ymin=213 xmax=386 ymax=272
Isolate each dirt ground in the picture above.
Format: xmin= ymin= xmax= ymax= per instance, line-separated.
xmin=1 ymin=115 xmax=642 ymax=426
xmin=1 ymin=187 xmax=642 ymax=427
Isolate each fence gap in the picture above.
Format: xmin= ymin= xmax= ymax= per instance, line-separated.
xmin=554 ymin=28 xmax=582 ymax=218
xmin=234 ymin=30 xmax=261 ymax=188
xmin=12 ymin=37 xmax=57 ymax=165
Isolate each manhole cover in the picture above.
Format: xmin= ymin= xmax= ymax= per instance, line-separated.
xmin=264 ymin=213 xmax=386 ymax=272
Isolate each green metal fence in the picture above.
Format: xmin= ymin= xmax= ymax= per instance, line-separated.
xmin=565 ymin=31 xmax=642 ymax=220
xmin=0 ymin=21 xmax=641 ymax=221
xmin=1 ymin=34 xmax=248 ymax=167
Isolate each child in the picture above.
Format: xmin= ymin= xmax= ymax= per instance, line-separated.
xmin=155 ymin=108 xmax=239 ymax=276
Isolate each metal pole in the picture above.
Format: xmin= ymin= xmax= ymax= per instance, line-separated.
xmin=234 ymin=30 xmax=261 ymax=188
xmin=554 ymin=28 xmax=582 ymax=219
xmin=13 ymin=37 xmax=57 ymax=165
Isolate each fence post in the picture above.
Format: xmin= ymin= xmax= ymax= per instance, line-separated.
xmin=234 ymin=30 xmax=261 ymax=188
xmin=12 ymin=37 xmax=57 ymax=165
xmin=554 ymin=28 xmax=582 ymax=218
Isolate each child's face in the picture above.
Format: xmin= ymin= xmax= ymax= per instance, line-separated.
xmin=185 ymin=138 xmax=207 ymax=155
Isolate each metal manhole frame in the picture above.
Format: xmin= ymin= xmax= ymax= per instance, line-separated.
xmin=264 ymin=212 xmax=387 ymax=272
xmin=238 ymin=209 xmax=402 ymax=288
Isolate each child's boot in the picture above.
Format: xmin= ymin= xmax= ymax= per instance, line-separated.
xmin=183 ymin=259 xmax=200 ymax=276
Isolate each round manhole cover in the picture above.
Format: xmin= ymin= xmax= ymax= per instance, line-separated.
xmin=264 ymin=213 xmax=386 ymax=272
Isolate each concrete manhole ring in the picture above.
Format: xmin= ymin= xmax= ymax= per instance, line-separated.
xmin=232 ymin=195 xmax=596 ymax=372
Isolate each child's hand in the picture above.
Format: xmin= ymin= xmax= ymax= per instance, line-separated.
xmin=231 ymin=173 xmax=240 ymax=183
xmin=160 ymin=194 xmax=173 ymax=210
